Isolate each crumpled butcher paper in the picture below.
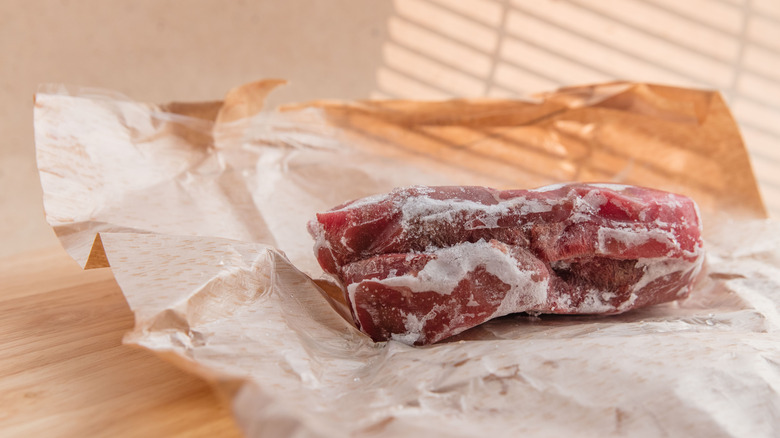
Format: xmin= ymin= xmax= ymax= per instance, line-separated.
xmin=34 ymin=80 xmax=780 ymax=437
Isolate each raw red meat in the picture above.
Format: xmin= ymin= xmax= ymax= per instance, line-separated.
xmin=308 ymin=183 xmax=704 ymax=345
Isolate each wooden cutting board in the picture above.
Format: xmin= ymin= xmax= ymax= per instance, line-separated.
xmin=0 ymin=246 xmax=243 ymax=437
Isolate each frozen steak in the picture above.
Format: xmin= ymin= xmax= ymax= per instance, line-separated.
xmin=308 ymin=183 xmax=705 ymax=345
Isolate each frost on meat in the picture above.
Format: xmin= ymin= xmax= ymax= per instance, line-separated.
xmin=308 ymin=183 xmax=705 ymax=345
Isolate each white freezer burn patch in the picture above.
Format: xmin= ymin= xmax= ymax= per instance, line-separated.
xmin=399 ymin=195 xmax=556 ymax=230
xmin=368 ymin=240 xmax=549 ymax=305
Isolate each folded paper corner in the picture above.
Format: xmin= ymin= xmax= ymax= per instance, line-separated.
xmin=84 ymin=233 xmax=110 ymax=269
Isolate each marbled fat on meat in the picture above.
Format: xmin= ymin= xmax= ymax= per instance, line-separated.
xmin=308 ymin=183 xmax=705 ymax=345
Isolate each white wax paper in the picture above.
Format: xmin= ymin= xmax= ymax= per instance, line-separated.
xmin=34 ymin=80 xmax=780 ymax=437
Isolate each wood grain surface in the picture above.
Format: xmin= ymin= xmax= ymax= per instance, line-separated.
xmin=0 ymin=247 xmax=243 ymax=438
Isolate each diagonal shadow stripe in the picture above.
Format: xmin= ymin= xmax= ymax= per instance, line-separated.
xmin=497 ymin=34 xmax=610 ymax=85
xmin=395 ymin=0 xmax=498 ymax=52
xmin=508 ymin=3 xmax=724 ymax=88
xmin=393 ymin=6 xmax=495 ymax=54
xmin=380 ymin=44 xmax=563 ymax=100
xmin=380 ymin=63 xmax=457 ymax=97
xmin=568 ymin=0 xmax=740 ymax=65
xmin=388 ymin=16 xmax=493 ymax=77
xmin=499 ymin=26 xmax=679 ymax=86
xmin=633 ymin=0 xmax=743 ymax=37
xmin=386 ymin=38 xmax=492 ymax=88
xmin=752 ymin=3 xmax=780 ymax=24
xmin=376 ymin=66 xmax=452 ymax=99
xmin=424 ymin=0 xmax=505 ymax=27
xmin=746 ymin=148 xmax=780 ymax=164
xmin=709 ymin=0 xmax=750 ymax=9
xmin=738 ymin=119 xmax=780 ymax=140
xmin=416 ymin=0 xmax=504 ymax=30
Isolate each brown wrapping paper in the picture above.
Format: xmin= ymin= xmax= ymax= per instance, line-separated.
xmin=34 ymin=80 xmax=779 ymax=437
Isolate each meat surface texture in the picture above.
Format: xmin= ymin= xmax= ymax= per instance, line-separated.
xmin=308 ymin=183 xmax=705 ymax=345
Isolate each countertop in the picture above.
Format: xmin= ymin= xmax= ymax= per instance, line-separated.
xmin=0 ymin=246 xmax=242 ymax=437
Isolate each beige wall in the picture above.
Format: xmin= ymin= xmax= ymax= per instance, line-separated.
xmin=3 ymin=0 xmax=779 ymax=257
xmin=0 ymin=0 xmax=392 ymax=257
